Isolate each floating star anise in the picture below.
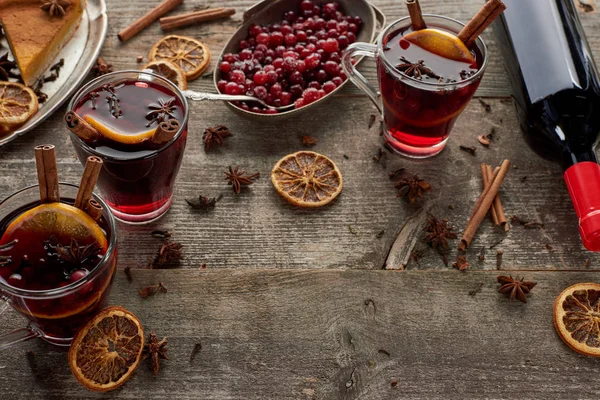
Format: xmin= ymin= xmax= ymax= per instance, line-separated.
xmin=394 ymin=174 xmax=431 ymax=203
xmin=396 ymin=57 xmax=440 ymax=80
xmin=186 ymin=194 xmax=221 ymax=210
xmin=40 ymin=0 xmax=71 ymax=17
xmin=202 ymin=125 xmax=231 ymax=151
xmin=146 ymin=97 xmax=176 ymax=127
xmin=0 ymin=53 xmax=17 ymax=81
xmin=224 ymin=166 xmax=260 ymax=194
xmin=92 ymin=57 xmax=113 ymax=77
xmin=143 ymin=332 xmax=168 ymax=376
xmin=497 ymin=276 xmax=537 ymax=303
xmin=49 ymin=238 xmax=101 ymax=265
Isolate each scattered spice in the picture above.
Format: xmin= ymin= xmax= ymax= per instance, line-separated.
xmin=301 ymin=135 xmax=318 ymax=146
xmin=468 ymin=282 xmax=484 ymax=296
xmin=348 ymin=225 xmax=357 ymax=235
xmin=144 ymin=332 xmax=168 ymax=376
xmin=343 ymin=154 xmax=349 ymax=160
xmin=585 ymin=258 xmax=591 ymax=268
xmin=376 ymin=230 xmax=385 ymax=239
xmin=453 ymin=255 xmax=469 ymax=271
xmin=40 ymin=0 xmax=71 ymax=17
xmin=373 ymin=148 xmax=384 ymax=163
xmin=478 ymin=247 xmax=486 ymax=261
xmin=477 ymin=135 xmax=490 ymax=147
xmin=151 ymin=240 xmax=183 ymax=268
xmin=459 ymin=145 xmax=476 ymax=156
xmin=424 ymin=215 xmax=457 ymax=265
xmin=186 ymin=194 xmax=221 ymax=210
xmin=394 ymin=175 xmax=431 ymax=204
xmin=388 ymin=168 xmax=405 ymax=180
xmin=577 ymin=0 xmax=596 ymax=13
xmin=137 ymin=55 xmax=144 ymax=63
xmin=190 ymin=342 xmax=202 ymax=361
xmin=497 ymin=276 xmax=537 ymax=303
xmin=496 ymin=250 xmax=503 ymax=269
xmin=520 ymin=176 xmax=527 ymax=182
xmin=203 ymin=125 xmax=232 ymax=151
xmin=151 ymin=230 xmax=171 ymax=239
xmin=200 ymin=263 xmax=206 ymax=269
xmin=545 ymin=244 xmax=553 ymax=252
xmin=139 ymin=282 xmax=167 ymax=298
xmin=93 ymin=57 xmax=113 ymax=77
xmin=396 ymin=57 xmax=440 ymax=80
xmin=50 ymin=59 xmax=65 ymax=76
xmin=224 ymin=166 xmax=260 ymax=194
xmin=48 ymin=238 xmax=101 ymax=266
xmin=0 ymin=53 xmax=17 ymax=81
xmin=391 ymin=378 xmax=398 ymax=387
xmin=510 ymin=215 xmax=544 ymax=229
xmin=146 ymin=97 xmax=176 ymax=127
xmin=124 ymin=266 xmax=133 ymax=283
xmin=43 ymin=72 xmax=58 ymax=83
xmin=478 ymin=98 xmax=492 ymax=112
xmin=368 ymin=114 xmax=377 ymax=129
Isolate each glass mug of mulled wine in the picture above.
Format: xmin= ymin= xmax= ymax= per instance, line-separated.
xmin=342 ymin=15 xmax=488 ymax=158
xmin=67 ymin=70 xmax=189 ymax=224
xmin=0 ymin=183 xmax=117 ymax=348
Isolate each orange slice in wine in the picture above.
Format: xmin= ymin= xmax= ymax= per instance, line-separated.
xmin=84 ymin=115 xmax=156 ymax=145
xmin=69 ymin=306 xmax=144 ymax=392
xmin=149 ymin=35 xmax=211 ymax=81
xmin=403 ymin=28 xmax=475 ymax=64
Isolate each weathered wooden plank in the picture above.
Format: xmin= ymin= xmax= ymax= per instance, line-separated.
xmin=1 ymin=98 xmax=598 ymax=270
xmin=0 ymin=269 xmax=599 ymax=399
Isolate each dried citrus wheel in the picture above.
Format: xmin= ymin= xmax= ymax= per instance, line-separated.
xmin=69 ymin=306 xmax=144 ymax=392
xmin=271 ymin=151 xmax=343 ymax=208
xmin=2 ymin=202 xmax=107 ymax=251
xmin=0 ymin=81 xmax=38 ymax=133
xmin=143 ymin=60 xmax=188 ymax=90
xmin=404 ymin=28 xmax=475 ymax=64
xmin=554 ymin=283 xmax=600 ymax=357
xmin=84 ymin=115 xmax=156 ymax=145
xmin=149 ymin=35 xmax=211 ymax=81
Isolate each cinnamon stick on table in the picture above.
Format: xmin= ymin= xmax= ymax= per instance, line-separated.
xmin=480 ymin=163 xmax=499 ymax=225
xmin=486 ymin=164 xmax=508 ymax=230
xmin=406 ymin=0 xmax=427 ymax=31
xmin=65 ymin=111 xmax=101 ymax=142
xmin=160 ymin=7 xmax=236 ymax=31
xmin=118 ymin=0 xmax=184 ymax=42
xmin=74 ymin=156 xmax=103 ymax=210
xmin=34 ymin=145 xmax=60 ymax=203
xmin=459 ymin=159 xmax=510 ymax=250
xmin=458 ymin=0 xmax=506 ymax=47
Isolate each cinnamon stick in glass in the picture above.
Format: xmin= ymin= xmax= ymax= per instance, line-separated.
xmin=160 ymin=7 xmax=235 ymax=31
xmin=74 ymin=156 xmax=103 ymax=211
xmin=406 ymin=0 xmax=427 ymax=31
xmin=34 ymin=145 xmax=60 ymax=203
xmin=459 ymin=159 xmax=510 ymax=250
xmin=458 ymin=0 xmax=506 ymax=47
xmin=152 ymin=119 xmax=180 ymax=145
xmin=65 ymin=111 xmax=101 ymax=142
xmin=480 ymin=163 xmax=499 ymax=225
xmin=85 ymin=199 xmax=103 ymax=222
xmin=486 ymin=164 xmax=508 ymax=230
xmin=118 ymin=0 xmax=184 ymax=42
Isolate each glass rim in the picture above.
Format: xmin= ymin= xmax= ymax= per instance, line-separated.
xmin=0 ymin=183 xmax=118 ymax=299
xmin=67 ymin=70 xmax=190 ymax=162
xmin=378 ymin=14 xmax=489 ymax=89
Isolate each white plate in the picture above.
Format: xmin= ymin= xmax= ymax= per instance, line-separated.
xmin=0 ymin=0 xmax=107 ymax=147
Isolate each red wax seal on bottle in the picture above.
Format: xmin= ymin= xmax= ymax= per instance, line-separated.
xmin=564 ymin=162 xmax=600 ymax=252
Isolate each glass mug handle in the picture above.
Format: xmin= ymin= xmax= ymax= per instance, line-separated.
xmin=341 ymin=42 xmax=382 ymax=114
xmin=0 ymin=296 xmax=40 ymax=350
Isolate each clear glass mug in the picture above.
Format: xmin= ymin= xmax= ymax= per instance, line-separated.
xmin=68 ymin=71 xmax=189 ymax=224
xmin=0 ymin=184 xmax=117 ymax=348
xmin=342 ymin=15 xmax=488 ymax=158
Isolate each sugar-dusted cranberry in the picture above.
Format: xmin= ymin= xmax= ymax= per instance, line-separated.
xmin=249 ymin=24 xmax=263 ymax=37
xmin=285 ymin=34 xmax=298 ymax=46
xmin=254 ymin=71 xmax=268 ymax=85
xmin=315 ymin=69 xmax=328 ymax=82
xmin=337 ymin=21 xmax=349 ymax=33
xmin=348 ymin=23 xmax=358 ymax=33
xmin=323 ymin=38 xmax=339 ymax=53
xmin=281 ymin=24 xmax=294 ymax=36
xmin=326 ymin=20 xmax=338 ymax=30
xmin=280 ymin=91 xmax=292 ymax=106
xmin=324 ymin=60 xmax=340 ymax=76
xmin=284 ymin=10 xmax=296 ymax=22
xmin=270 ymin=83 xmax=283 ymax=98
xmin=323 ymin=2 xmax=338 ymax=17
xmin=347 ymin=32 xmax=357 ymax=44
xmin=289 ymin=71 xmax=304 ymax=85
xmin=308 ymin=81 xmax=321 ymax=90
xmin=253 ymin=51 xmax=265 ymax=62
xmin=254 ymin=85 xmax=268 ymax=100
xmin=315 ymin=18 xmax=326 ymax=30
xmin=328 ymin=29 xmax=339 ymax=39
xmin=245 ymin=79 xmax=256 ymax=92
xmin=290 ymin=84 xmax=304 ymax=98
xmin=273 ymin=58 xmax=284 ymax=69
xmin=240 ymin=49 xmax=253 ymax=60
xmin=230 ymin=70 xmax=246 ymax=84
xmin=239 ymin=40 xmax=250 ymax=50
xmin=295 ymin=98 xmax=305 ymax=108
xmin=300 ymin=0 xmax=314 ymax=11
xmin=329 ymin=52 xmax=341 ymax=63
xmin=257 ymin=32 xmax=271 ymax=45
xmin=7 ymin=273 xmax=23 ymax=288
xmin=338 ymin=71 xmax=347 ymax=81
xmin=270 ymin=23 xmax=282 ymax=32
xmin=303 ymin=88 xmax=319 ymax=104
xmin=223 ymin=53 xmax=237 ymax=63
xmin=275 ymin=46 xmax=286 ymax=57
xmin=270 ymin=31 xmax=284 ymax=47
xmin=225 ymin=82 xmax=242 ymax=95
xmin=295 ymin=30 xmax=308 ymax=43
xmin=239 ymin=102 xmax=251 ymax=111
xmin=282 ymin=51 xmax=298 ymax=60
xmin=219 ymin=61 xmax=231 ymax=73
xmin=305 ymin=53 xmax=321 ymax=69
xmin=248 ymin=38 xmax=257 ymax=47
xmin=337 ymin=35 xmax=349 ymax=49
xmin=316 ymin=31 xmax=328 ymax=40
xmin=307 ymin=35 xmax=318 ymax=44
xmin=318 ymin=89 xmax=326 ymax=98
xmin=265 ymin=108 xmax=279 ymax=114
xmin=332 ymin=76 xmax=343 ymax=86
xmin=296 ymin=59 xmax=307 ymax=73
xmin=323 ymin=81 xmax=337 ymax=93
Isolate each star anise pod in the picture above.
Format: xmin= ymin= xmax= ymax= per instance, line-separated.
xmin=49 ymin=238 xmax=101 ymax=265
xmin=151 ymin=240 xmax=183 ymax=268
xmin=395 ymin=175 xmax=431 ymax=203
xmin=92 ymin=57 xmax=113 ymax=77
xmin=146 ymin=97 xmax=176 ymax=127
xmin=497 ymin=276 xmax=537 ymax=303
xmin=424 ymin=215 xmax=457 ymax=265
xmin=139 ymin=282 xmax=167 ymax=298
xmin=203 ymin=125 xmax=232 ymax=151
xmin=186 ymin=194 xmax=221 ymax=210
xmin=40 ymin=0 xmax=71 ymax=17
xmin=224 ymin=166 xmax=260 ymax=194
xmin=0 ymin=53 xmax=17 ymax=81
xmin=396 ymin=57 xmax=440 ymax=80
xmin=143 ymin=332 xmax=168 ymax=376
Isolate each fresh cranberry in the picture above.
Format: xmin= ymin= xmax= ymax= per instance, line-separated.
xmin=270 ymin=83 xmax=283 ymax=98
xmin=328 ymin=29 xmax=339 ymax=39
xmin=225 ymin=82 xmax=242 ymax=95
xmin=290 ymin=84 xmax=304 ymax=98
xmin=296 ymin=59 xmax=307 ymax=73
xmin=305 ymin=53 xmax=321 ymax=69
xmin=303 ymin=88 xmax=319 ymax=104
xmin=223 ymin=53 xmax=237 ymax=63
xmin=280 ymin=91 xmax=292 ymax=106
xmin=347 ymin=32 xmax=357 ymax=44
xmin=302 ymin=9 xmax=314 ymax=18
xmin=337 ymin=35 xmax=349 ymax=49
xmin=281 ymin=24 xmax=293 ymax=35
xmin=264 ymin=108 xmax=279 ymax=114
xmin=315 ymin=18 xmax=326 ymax=30
xmin=270 ymin=23 xmax=282 ymax=32
xmin=317 ymin=89 xmax=326 ymax=98
xmin=240 ymin=49 xmax=253 ymax=60
xmin=257 ymin=32 xmax=271 ymax=45
xmin=308 ymin=81 xmax=321 ymax=90
xmin=332 ymin=76 xmax=344 ymax=86
xmin=323 ymin=2 xmax=338 ymax=16
xmin=323 ymin=81 xmax=337 ymax=93
xmin=289 ymin=71 xmax=304 ymax=85
xmin=239 ymin=40 xmax=250 ymax=50
xmin=284 ymin=11 xmax=296 ymax=22
xmin=329 ymin=52 xmax=341 ymax=63
xmin=316 ymin=69 xmax=328 ymax=82
xmin=69 ymin=269 xmax=88 ymax=283
xmin=295 ymin=98 xmax=306 ymax=108
xmin=339 ymin=71 xmax=348 ymax=81
xmin=270 ymin=31 xmax=284 ymax=47
xmin=307 ymin=35 xmax=318 ymax=44
xmin=326 ymin=20 xmax=338 ymax=30
xmin=253 ymin=71 xmax=268 ymax=85
xmin=316 ymin=31 xmax=328 ymax=40
xmin=338 ymin=21 xmax=349 ymax=33
xmin=249 ymin=24 xmax=263 ymax=37
xmin=219 ymin=61 xmax=231 ymax=73
xmin=230 ymin=70 xmax=246 ymax=84
xmin=323 ymin=38 xmax=339 ymax=53
xmin=324 ymin=61 xmax=340 ymax=76
xmin=254 ymin=86 xmax=268 ymax=100
xmin=273 ymin=58 xmax=284 ymax=69
xmin=284 ymin=34 xmax=297 ymax=46
xmin=300 ymin=0 xmax=314 ymax=11
xmin=253 ymin=50 xmax=266 ymax=62
xmin=266 ymin=70 xmax=279 ymax=84
xmin=295 ymin=30 xmax=308 ymax=43
xmin=348 ymin=23 xmax=358 ymax=33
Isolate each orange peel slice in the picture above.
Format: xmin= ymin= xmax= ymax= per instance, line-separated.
xmin=404 ymin=28 xmax=475 ymax=64
xmin=84 ymin=115 xmax=156 ymax=145
xmin=149 ymin=35 xmax=211 ymax=81
xmin=143 ymin=60 xmax=188 ymax=90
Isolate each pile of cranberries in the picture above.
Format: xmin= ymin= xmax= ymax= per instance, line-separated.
xmin=217 ymin=1 xmax=362 ymax=114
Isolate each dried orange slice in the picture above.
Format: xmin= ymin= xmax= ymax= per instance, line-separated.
xmin=69 ymin=306 xmax=144 ymax=392
xmin=84 ymin=115 xmax=156 ymax=145
xmin=271 ymin=151 xmax=343 ymax=208
xmin=404 ymin=28 xmax=475 ymax=64
xmin=554 ymin=283 xmax=600 ymax=357
xmin=0 ymin=81 xmax=38 ymax=132
xmin=143 ymin=60 xmax=188 ymax=90
xmin=149 ymin=35 xmax=211 ymax=81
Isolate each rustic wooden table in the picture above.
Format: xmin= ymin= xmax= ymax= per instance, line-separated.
xmin=1 ymin=0 xmax=600 ymax=398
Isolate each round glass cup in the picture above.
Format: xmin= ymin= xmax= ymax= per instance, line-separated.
xmin=0 ymin=184 xmax=118 ymax=348
xmin=342 ymin=15 xmax=489 ymax=158
xmin=67 ymin=70 xmax=190 ymax=224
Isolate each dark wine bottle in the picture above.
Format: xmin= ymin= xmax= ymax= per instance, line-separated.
xmin=495 ymin=0 xmax=600 ymax=251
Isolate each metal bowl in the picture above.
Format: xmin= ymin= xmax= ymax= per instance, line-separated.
xmin=214 ymin=0 xmax=386 ymax=121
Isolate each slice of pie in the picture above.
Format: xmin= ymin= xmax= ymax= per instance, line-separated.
xmin=0 ymin=0 xmax=84 ymax=87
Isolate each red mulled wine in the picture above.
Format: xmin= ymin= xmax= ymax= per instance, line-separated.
xmin=379 ymin=25 xmax=484 ymax=154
